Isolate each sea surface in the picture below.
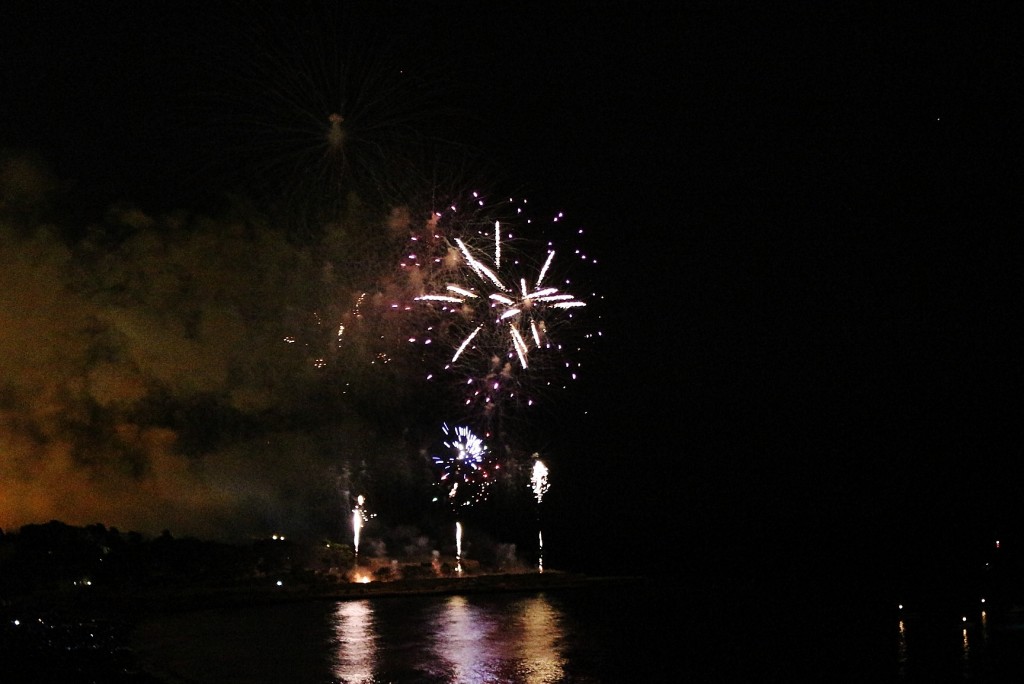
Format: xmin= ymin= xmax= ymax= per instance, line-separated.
xmin=125 ymin=578 xmax=1024 ymax=682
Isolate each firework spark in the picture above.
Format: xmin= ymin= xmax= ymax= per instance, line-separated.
xmin=431 ymin=423 xmax=496 ymax=511
xmin=409 ymin=194 xmax=596 ymax=425
xmin=455 ymin=520 xmax=464 ymax=572
xmin=531 ymin=456 xmax=550 ymax=572
xmin=351 ymin=494 xmax=375 ymax=559
xmin=531 ymin=458 xmax=550 ymax=505
xmin=431 ymin=422 xmax=496 ymax=573
xmin=420 ymin=219 xmax=586 ymax=370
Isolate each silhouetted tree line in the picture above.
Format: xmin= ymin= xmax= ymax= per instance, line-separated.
xmin=0 ymin=521 xmax=355 ymax=598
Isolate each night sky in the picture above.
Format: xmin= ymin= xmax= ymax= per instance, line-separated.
xmin=1 ymin=1 xmax=1020 ymax=591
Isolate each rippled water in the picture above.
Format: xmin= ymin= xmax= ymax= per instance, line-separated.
xmin=128 ymin=579 xmax=1024 ymax=682
xmin=130 ymin=583 xmax=683 ymax=683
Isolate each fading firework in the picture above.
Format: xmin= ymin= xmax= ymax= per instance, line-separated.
xmin=192 ymin=3 xmax=475 ymax=235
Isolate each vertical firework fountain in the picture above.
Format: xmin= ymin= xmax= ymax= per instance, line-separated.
xmin=531 ymin=456 xmax=550 ymax=573
xmin=351 ymin=494 xmax=374 ymax=566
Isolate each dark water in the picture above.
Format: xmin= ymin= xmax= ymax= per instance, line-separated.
xmin=130 ymin=581 xmax=695 ymax=683
xmin=127 ymin=580 xmax=1024 ymax=683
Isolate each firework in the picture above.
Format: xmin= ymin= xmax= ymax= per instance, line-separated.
xmin=431 ymin=423 xmax=496 ymax=511
xmin=455 ymin=520 xmax=464 ymax=572
xmin=351 ymin=494 xmax=374 ymax=561
xmin=422 ymin=218 xmax=586 ymax=369
xmin=431 ymin=422 xmax=497 ymax=572
xmin=409 ymin=194 xmax=597 ymax=430
xmin=187 ymin=2 xmax=481 ymax=242
xmin=531 ymin=457 xmax=550 ymax=572
xmin=531 ymin=457 xmax=550 ymax=505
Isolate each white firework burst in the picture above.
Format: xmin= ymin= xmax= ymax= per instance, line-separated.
xmin=416 ymin=210 xmax=585 ymax=379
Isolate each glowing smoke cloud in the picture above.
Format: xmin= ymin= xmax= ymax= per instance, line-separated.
xmin=0 ymin=189 xmax=413 ymax=540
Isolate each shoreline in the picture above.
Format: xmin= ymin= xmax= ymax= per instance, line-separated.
xmin=113 ymin=569 xmax=648 ymax=615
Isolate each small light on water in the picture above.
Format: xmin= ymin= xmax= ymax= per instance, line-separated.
xmin=277 ymin=580 xmax=283 ymax=587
